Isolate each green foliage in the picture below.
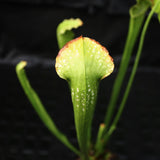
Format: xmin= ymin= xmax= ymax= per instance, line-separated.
xmin=101 ymin=0 xmax=160 ymax=153
xmin=103 ymin=0 xmax=151 ymax=141
xmin=16 ymin=61 xmax=80 ymax=156
xmin=56 ymin=18 xmax=83 ymax=49
xmin=16 ymin=0 xmax=160 ymax=159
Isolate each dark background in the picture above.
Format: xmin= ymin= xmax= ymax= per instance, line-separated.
xmin=0 ymin=0 xmax=160 ymax=160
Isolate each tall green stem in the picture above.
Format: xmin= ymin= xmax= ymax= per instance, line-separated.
xmin=103 ymin=0 xmax=160 ymax=146
xmin=95 ymin=1 xmax=151 ymax=156
xmin=103 ymin=0 xmax=151 ymax=134
xmin=16 ymin=61 xmax=80 ymax=156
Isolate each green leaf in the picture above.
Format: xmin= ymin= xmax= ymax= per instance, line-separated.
xmin=56 ymin=18 xmax=83 ymax=49
xmin=103 ymin=0 xmax=151 ymax=146
xmin=103 ymin=0 xmax=160 ymax=152
xmin=16 ymin=61 xmax=80 ymax=156
xmin=55 ymin=36 xmax=114 ymax=157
